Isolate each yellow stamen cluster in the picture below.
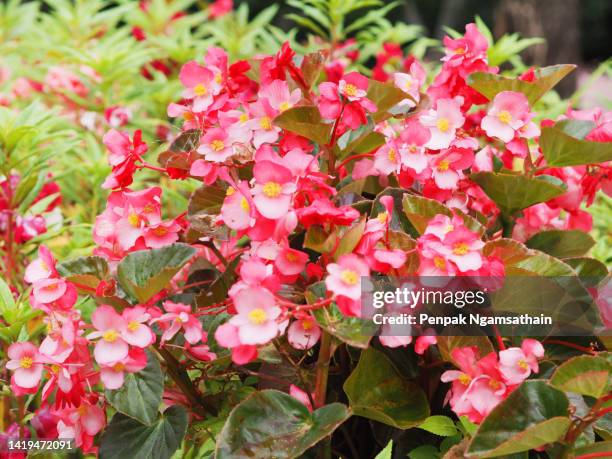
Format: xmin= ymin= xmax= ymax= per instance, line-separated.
xmin=262 ymin=182 xmax=282 ymax=198
xmin=498 ymin=110 xmax=512 ymax=124
xmin=20 ymin=356 xmax=33 ymax=369
xmin=103 ymin=329 xmax=119 ymax=343
xmin=453 ymin=242 xmax=469 ymax=256
xmin=210 ymin=139 xmax=225 ymax=152
xmin=341 ymin=269 xmax=359 ymax=286
xmin=193 ymin=84 xmax=207 ymax=97
xmin=343 ymin=84 xmax=358 ymax=97
xmin=436 ymin=118 xmax=450 ymax=133
xmin=248 ymin=308 xmax=267 ymax=325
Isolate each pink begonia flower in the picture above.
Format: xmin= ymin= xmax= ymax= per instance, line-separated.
xmin=374 ymin=141 xmax=408 ymax=175
xmin=481 ymin=91 xmax=539 ymax=142
xmin=430 ymin=147 xmax=474 ymax=190
xmin=197 ymin=127 xmax=236 ymax=162
xmin=318 ymin=72 xmax=376 ymax=129
xmin=325 ymin=254 xmax=370 ymax=301
xmin=214 ymin=322 xmax=258 ymax=364
xmin=290 ymin=384 xmax=313 ymax=412
xmin=229 ymin=287 xmax=281 ymax=345
xmin=190 ymin=159 xmax=218 ymax=184
xmin=88 ymin=305 xmax=129 ymax=365
xmin=222 ymin=184 xmax=253 ymax=230
xmin=121 ymin=306 xmax=155 ymax=347
xmin=393 ymin=60 xmax=426 ymax=108
xmin=275 ymin=247 xmax=309 ymax=276
xmin=287 ymin=316 xmax=321 ymax=350
xmin=252 ymin=160 xmax=296 ymax=219
xmin=247 ymin=99 xmax=281 ymax=148
xmin=498 ymin=339 xmax=544 ymax=385
xmin=259 ymin=79 xmax=301 ymax=113
xmin=440 ymin=226 xmax=485 ymax=272
xmin=24 ymin=245 xmax=57 ymax=283
xmin=441 ymin=348 xmax=507 ymax=423
xmin=39 ymin=317 xmax=77 ymax=363
xmin=7 ymin=342 xmax=44 ymax=389
xmin=397 ymin=119 xmax=431 ymax=174
xmin=99 ymin=347 xmax=147 ymax=390
xmin=104 ymin=105 xmax=132 ymax=128
xmin=144 ymin=220 xmax=181 ymax=248
xmin=33 ymin=278 xmax=68 ymax=304
xmin=442 ymin=23 xmax=489 ymax=67
xmin=318 ymin=82 xmax=343 ymax=119
xmin=56 ymin=401 xmax=105 ymax=452
xmin=156 ymin=301 xmax=203 ymax=345
xmin=179 ymin=61 xmax=221 ymax=112
xmin=420 ymin=98 xmax=465 ymax=150
xmin=380 ymin=335 xmax=412 ymax=348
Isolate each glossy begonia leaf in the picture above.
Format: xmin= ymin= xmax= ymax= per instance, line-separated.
xmin=550 ymin=355 xmax=612 ymax=398
xmin=105 ymin=350 xmax=163 ymax=425
xmin=469 ymin=172 xmax=566 ymax=215
xmin=525 ymin=229 xmax=595 ymax=258
xmin=334 ymin=214 xmax=367 ymax=260
xmin=300 ymin=49 xmax=329 ymax=89
xmin=467 ymin=64 xmax=575 ymax=104
xmin=467 ymin=380 xmax=571 ymax=458
xmin=344 ymin=347 xmax=430 ymax=429
xmin=540 ymin=122 xmax=612 ymax=167
xmin=100 ymin=405 xmax=187 ymax=459
xmin=564 ymin=257 xmax=609 ymax=280
xmin=117 ymin=243 xmax=196 ymax=303
xmin=57 ymin=255 xmax=109 ymax=291
xmin=367 ymin=79 xmax=414 ymax=123
xmin=273 ymin=106 xmax=332 ymax=145
xmin=169 ymin=129 xmax=201 ymax=152
xmin=215 ymin=390 xmax=350 ymax=459
xmin=304 ymin=225 xmax=338 ymax=254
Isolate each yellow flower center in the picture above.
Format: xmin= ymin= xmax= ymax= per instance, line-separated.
xmin=434 ymin=256 xmax=446 ymax=270
xmin=240 ymin=197 xmax=250 ymax=211
xmin=489 ymin=379 xmax=502 ymax=390
xmin=340 ymin=269 xmax=359 ymax=286
xmin=404 ymin=79 xmax=413 ymax=90
xmin=226 ymin=186 xmax=236 ymax=196
xmin=193 ymin=84 xmax=207 ymax=97
xmin=445 ymin=224 xmax=454 ymax=233
xmin=286 ymin=252 xmax=298 ymax=262
xmin=259 ymin=116 xmax=272 ymax=130
xmin=518 ymin=359 xmax=529 ymax=370
xmin=377 ymin=212 xmax=388 ymax=224
xmin=437 ymin=159 xmax=450 ymax=171
xmin=454 ymin=47 xmax=465 ymax=55
xmin=128 ymin=213 xmax=140 ymax=227
xmin=279 ymin=101 xmax=291 ymax=112
xmin=498 ymin=110 xmax=512 ymax=124
xmin=127 ymin=321 xmax=140 ymax=332
xmin=436 ymin=118 xmax=450 ymax=133
xmin=239 ymin=113 xmax=249 ymax=123
xmin=343 ymin=83 xmax=358 ymax=97
xmin=113 ymin=362 xmax=125 ymax=372
xmin=453 ymin=242 xmax=469 ymax=256
xmin=302 ymin=320 xmax=313 ymax=331
xmin=458 ymin=373 xmax=471 ymax=385
xmin=388 ymin=148 xmax=397 ymax=163
xmin=210 ymin=139 xmax=225 ymax=152
xmin=143 ymin=203 xmax=155 ymax=214
xmin=183 ymin=111 xmax=194 ymax=121
xmin=153 ymin=226 xmax=168 ymax=236
xmin=248 ymin=308 xmax=267 ymax=325
xmin=20 ymin=356 xmax=33 ymax=369
xmin=103 ymin=329 xmax=119 ymax=343
xmin=214 ymin=73 xmax=222 ymax=84
xmin=262 ymin=182 xmax=282 ymax=198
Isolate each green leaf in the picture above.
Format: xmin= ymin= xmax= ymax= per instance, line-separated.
xmin=169 ymin=129 xmax=200 ymax=152
xmin=215 ymin=390 xmax=350 ymax=459
xmin=0 ymin=278 xmax=16 ymax=316
xmin=344 ymin=347 xmax=429 ymax=429
xmin=117 ymin=243 xmax=196 ymax=303
xmin=564 ymin=257 xmax=609 ymax=283
xmin=100 ymin=405 xmax=188 ymax=459
xmin=550 ymin=355 xmax=612 ymax=398
xmin=540 ymin=121 xmax=612 ymax=167
xmin=418 ymin=416 xmax=459 ymax=437
xmin=375 ymin=441 xmax=393 ymax=459
xmin=57 ymin=256 xmax=109 ymax=291
xmin=187 ymin=184 xmax=228 ymax=240
xmin=574 ymin=442 xmax=612 ymax=457
xmin=273 ymin=106 xmax=332 ymax=145
xmin=525 ymin=230 xmax=595 ymax=258
xmin=334 ymin=215 xmax=367 ymax=260
xmin=105 ymin=350 xmax=164 ymax=425
xmin=409 ymin=445 xmax=440 ymax=459
xmin=402 ymin=193 xmax=451 ymax=234
xmin=367 ymin=79 xmax=413 ymax=123
xmin=468 ymin=64 xmax=576 ymax=104
xmin=469 ymin=172 xmax=566 ymax=215
xmin=304 ymin=225 xmax=337 ymax=254
xmin=467 ymin=380 xmax=570 ymax=458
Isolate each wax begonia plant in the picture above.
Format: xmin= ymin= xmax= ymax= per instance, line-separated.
xmin=1 ymin=4 xmax=611 ymax=458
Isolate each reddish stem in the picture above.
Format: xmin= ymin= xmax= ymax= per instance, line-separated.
xmin=336 ymin=152 xmax=375 ymax=171
xmin=542 ymin=339 xmax=596 ymax=355
xmin=575 ymin=453 xmax=612 ymax=459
